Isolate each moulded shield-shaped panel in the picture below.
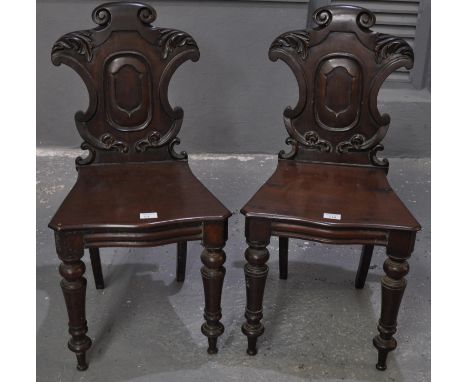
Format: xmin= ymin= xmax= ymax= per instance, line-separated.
xmin=105 ymin=54 xmax=152 ymax=132
xmin=314 ymin=57 xmax=362 ymax=132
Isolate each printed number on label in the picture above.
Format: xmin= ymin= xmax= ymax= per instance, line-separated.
xmin=323 ymin=213 xmax=341 ymax=220
xmin=140 ymin=212 xmax=158 ymax=219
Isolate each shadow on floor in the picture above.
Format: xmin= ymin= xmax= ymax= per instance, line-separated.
xmin=37 ymin=257 xmax=406 ymax=382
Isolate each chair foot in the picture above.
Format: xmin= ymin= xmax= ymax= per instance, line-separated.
xmin=200 ymin=234 xmax=226 ymax=355
xmin=246 ymin=337 xmax=258 ymax=356
xmin=207 ymin=337 xmax=218 ymax=354
xmin=355 ymin=244 xmax=374 ymax=289
xmin=177 ymin=241 xmax=188 ymax=282
xmin=373 ymin=335 xmax=395 ymax=371
xmin=75 ymin=353 xmax=89 ymax=371
xmin=56 ymin=232 xmax=92 ymax=371
xmin=242 ymin=241 xmax=269 ymax=356
xmin=89 ymin=248 xmax=104 ymax=290
xmin=279 ymin=237 xmax=288 ymax=280
xmin=373 ymin=255 xmax=409 ymax=371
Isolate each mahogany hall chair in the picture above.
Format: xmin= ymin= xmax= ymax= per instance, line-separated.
xmin=49 ymin=2 xmax=230 ymax=370
xmin=241 ymin=5 xmax=420 ymax=371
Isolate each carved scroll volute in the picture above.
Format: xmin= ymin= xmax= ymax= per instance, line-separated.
xmin=268 ymin=8 xmax=338 ymax=158
xmin=271 ymin=5 xmax=415 ymax=167
xmin=269 ymin=31 xmax=310 ymax=160
xmin=157 ymin=28 xmax=200 ymax=147
xmin=51 ymin=2 xmax=201 ymax=165
xmin=369 ymin=34 xmax=414 ymax=127
xmin=269 ymin=31 xmax=309 ymax=121
xmin=51 ymin=31 xmax=98 ymax=125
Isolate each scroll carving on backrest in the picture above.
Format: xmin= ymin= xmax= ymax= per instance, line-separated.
xmin=270 ymin=5 xmax=414 ymax=170
xmin=51 ymin=2 xmax=200 ymax=165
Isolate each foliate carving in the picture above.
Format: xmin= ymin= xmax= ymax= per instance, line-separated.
xmin=168 ymin=138 xmax=188 ymax=160
xmin=336 ymin=134 xmax=366 ymax=153
xmin=375 ymin=34 xmax=414 ymax=64
xmin=76 ymin=142 xmax=96 ymax=166
xmin=268 ymin=5 xmax=407 ymax=169
xmin=369 ymin=144 xmax=389 ymax=168
xmin=270 ymin=30 xmax=312 ymax=60
xmin=100 ymin=134 xmax=129 ymax=153
xmin=336 ymin=136 xmax=389 ymax=168
xmin=158 ymin=29 xmax=198 ymax=60
xmin=135 ymin=131 xmax=161 ymax=153
xmin=304 ymin=131 xmax=332 ymax=152
xmin=278 ymin=138 xmax=299 ymax=160
xmin=51 ymin=2 xmax=200 ymax=163
xmin=52 ymin=31 xmax=94 ymax=62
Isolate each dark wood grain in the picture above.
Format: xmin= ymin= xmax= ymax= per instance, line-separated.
xmin=49 ymin=162 xmax=230 ymax=232
xmin=241 ymin=5 xmax=420 ymax=370
xmin=49 ymin=2 xmax=230 ymax=370
xmin=242 ymin=161 xmax=420 ymax=232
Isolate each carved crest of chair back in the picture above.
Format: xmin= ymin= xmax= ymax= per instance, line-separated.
xmin=51 ymin=2 xmax=200 ymax=165
xmin=270 ymin=5 xmax=414 ymax=170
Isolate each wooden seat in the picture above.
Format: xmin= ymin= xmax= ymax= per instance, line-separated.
xmin=48 ymin=2 xmax=230 ymax=371
xmin=242 ymin=161 xmax=420 ymax=232
xmin=50 ymin=162 xmax=230 ymax=232
xmin=240 ymin=5 xmax=421 ymax=371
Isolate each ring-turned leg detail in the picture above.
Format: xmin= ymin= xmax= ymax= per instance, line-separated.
xmin=242 ymin=241 xmax=270 ymax=356
xmin=56 ymin=232 xmax=92 ymax=371
xmin=200 ymin=246 xmax=226 ymax=354
xmin=373 ymin=256 xmax=409 ymax=371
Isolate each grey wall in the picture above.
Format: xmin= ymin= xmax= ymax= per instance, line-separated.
xmin=37 ymin=0 xmax=430 ymax=156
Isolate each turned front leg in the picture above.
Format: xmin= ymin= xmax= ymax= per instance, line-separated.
xmin=200 ymin=246 xmax=226 ymax=354
xmin=242 ymin=241 xmax=270 ymax=355
xmin=55 ymin=232 xmax=92 ymax=371
xmin=373 ymin=256 xmax=409 ymax=370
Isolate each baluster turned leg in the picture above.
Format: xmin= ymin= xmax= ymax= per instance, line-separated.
xmin=55 ymin=232 xmax=92 ymax=371
xmin=89 ymin=247 xmax=104 ymax=290
xmin=242 ymin=241 xmax=270 ymax=355
xmin=355 ymin=244 xmax=374 ymax=289
xmin=279 ymin=237 xmax=288 ymax=280
xmin=177 ymin=241 xmax=188 ymax=282
xmin=373 ymin=256 xmax=410 ymax=370
xmin=201 ymin=222 xmax=227 ymax=354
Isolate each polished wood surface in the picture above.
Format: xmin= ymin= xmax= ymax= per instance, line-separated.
xmin=242 ymin=161 xmax=420 ymax=231
xmin=241 ymin=5 xmax=421 ymax=371
xmin=49 ymin=2 xmax=230 ymax=371
xmin=50 ymin=162 xmax=230 ymax=231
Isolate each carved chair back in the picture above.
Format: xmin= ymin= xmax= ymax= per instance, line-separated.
xmin=270 ymin=5 xmax=414 ymax=170
xmin=52 ymin=2 xmax=199 ymax=166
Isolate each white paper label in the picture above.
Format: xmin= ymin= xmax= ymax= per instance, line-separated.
xmin=139 ymin=212 xmax=158 ymax=219
xmin=323 ymin=213 xmax=341 ymax=220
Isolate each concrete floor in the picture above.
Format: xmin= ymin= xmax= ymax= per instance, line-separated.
xmin=36 ymin=151 xmax=430 ymax=382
